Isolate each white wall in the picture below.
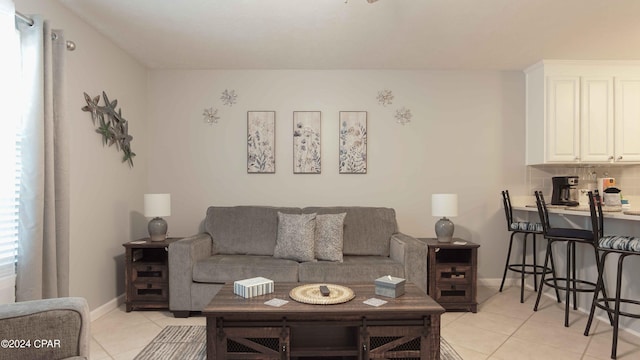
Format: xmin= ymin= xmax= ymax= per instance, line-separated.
xmin=147 ymin=69 xmax=527 ymax=280
xmin=16 ymin=0 xmax=149 ymax=310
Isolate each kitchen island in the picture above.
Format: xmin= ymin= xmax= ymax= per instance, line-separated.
xmin=510 ymin=196 xmax=640 ymax=335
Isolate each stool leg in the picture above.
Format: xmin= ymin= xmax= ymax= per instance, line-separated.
xmin=585 ymin=250 xmax=607 ymax=336
xmin=572 ymin=241 xmax=578 ymax=311
xmin=534 ymin=239 xmax=553 ymax=311
xmin=521 ymin=233 xmax=528 ymax=303
xmin=611 ymin=254 xmax=627 ymax=359
xmin=533 ymin=234 xmax=538 ymax=292
xmin=593 ymin=246 xmax=614 ymax=325
xmin=565 ymin=241 xmax=571 ymax=327
xmin=548 ymin=243 xmax=561 ymax=302
xmin=500 ymin=231 xmax=517 ymax=293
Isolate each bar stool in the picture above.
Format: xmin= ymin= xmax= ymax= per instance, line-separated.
xmin=499 ymin=190 xmax=558 ymax=303
xmin=584 ymin=191 xmax=639 ymax=359
xmin=533 ymin=191 xmax=607 ymax=327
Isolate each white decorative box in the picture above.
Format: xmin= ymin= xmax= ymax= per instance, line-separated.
xmin=233 ymin=277 xmax=274 ymax=298
xmin=375 ymin=275 xmax=406 ymax=298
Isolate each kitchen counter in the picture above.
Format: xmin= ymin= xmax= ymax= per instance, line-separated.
xmin=513 ymin=205 xmax=640 ymax=221
xmin=510 ymin=195 xmax=640 ymax=221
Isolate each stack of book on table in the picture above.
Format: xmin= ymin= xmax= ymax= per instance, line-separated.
xmin=233 ymin=277 xmax=274 ymax=298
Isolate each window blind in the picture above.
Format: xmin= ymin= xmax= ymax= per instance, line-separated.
xmin=0 ymin=137 xmax=20 ymax=279
xmin=0 ymin=7 xmax=21 ymax=303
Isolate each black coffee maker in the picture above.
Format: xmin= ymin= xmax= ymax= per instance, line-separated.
xmin=551 ymin=176 xmax=579 ymax=206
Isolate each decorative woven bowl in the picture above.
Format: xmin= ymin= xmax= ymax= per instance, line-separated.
xmin=289 ymin=284 xmax=355 ymax=305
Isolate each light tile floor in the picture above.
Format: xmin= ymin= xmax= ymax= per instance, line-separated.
xmin=91 ymin=285 xmax=640 ymax=359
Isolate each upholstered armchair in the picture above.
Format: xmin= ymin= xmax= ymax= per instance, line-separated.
xmin=0 ymin=297 xmax=90 ymax=360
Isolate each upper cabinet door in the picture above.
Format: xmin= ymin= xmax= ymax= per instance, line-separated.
xmin=615 ymin=77 xmax=640 ymax=162
xmin=580 ymin=77 xmax=614 ymax=163
xmin=546 ymin=76 xmax=580 ymax=162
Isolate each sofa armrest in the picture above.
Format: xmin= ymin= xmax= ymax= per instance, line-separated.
xmin=390 ymin=232 xmax=427 ymax=294
xmin=168 ymin=233 xmax=212 ymax=312
xmin=0 ymin=297 xmax=90 ymax=360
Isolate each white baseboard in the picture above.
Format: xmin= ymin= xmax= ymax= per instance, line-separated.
xmin=90 ymin=293 xmax=125 ymax=322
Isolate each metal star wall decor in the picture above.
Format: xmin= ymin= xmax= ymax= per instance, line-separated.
xmin=81 ymin=91 xmax=135 ymax=167
xmin=395 ymin=107 xmax=412 ymax=126
xmin=376 ymin=89 xmax=394 ymax=107
xmin=220 ymin=89 xmax=238 ymax=107
xmin=203 ymin=107 xmax=220 ymax=125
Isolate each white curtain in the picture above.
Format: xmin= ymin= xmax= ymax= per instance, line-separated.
xmin=15 ymin=13 xmax=70 ymax=300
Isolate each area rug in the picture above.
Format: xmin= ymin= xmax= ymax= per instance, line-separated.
xmin=134 ymin=325 xmax=463 ymax=360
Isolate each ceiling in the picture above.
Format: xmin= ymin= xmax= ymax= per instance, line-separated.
xmin=57 ymin=0 xmax=640 ymax=70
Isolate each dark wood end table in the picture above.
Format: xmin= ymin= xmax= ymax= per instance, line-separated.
xmin=123 ymin=237 xmax=181 ymax=312
xmin=420 ymin=238 xmax=480 ymax=313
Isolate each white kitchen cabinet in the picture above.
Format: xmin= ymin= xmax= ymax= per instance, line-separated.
xmin=580 ymin=76 xmax=614 ymax=162
xmin=614 ymin=77 xmax=640 ymax=162
xmin=525 ymin=61 xmax=640 ymax=165
xmin=546 ymin=76 xmax=580 ymax=162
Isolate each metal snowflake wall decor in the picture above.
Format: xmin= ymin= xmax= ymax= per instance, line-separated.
xmin=220 ymin=89 xmax=238 ymax=107
xmin=376 ymin=89 xmax=394 ymax=107
xmin=203 ymin=107 xmax=220 ymax=125
xmin=395 ymin=107 xmax=413 ymax=126
xmin=81 ymin=91 xmax=135 ymax=167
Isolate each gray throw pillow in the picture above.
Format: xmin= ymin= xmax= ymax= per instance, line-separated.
xmin=315 ymin=213 xmax=347 ymax=262
xmin=274 ymin=212 xmax=317 ymax=262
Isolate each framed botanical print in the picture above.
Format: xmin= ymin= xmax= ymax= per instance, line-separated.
xmin=339 ymin=111 xmax=367 ymax=174
xmin=293 ymin=111 xmax=321 ymax=174
xmin=247 ymin=111 xmax=276 ymax=173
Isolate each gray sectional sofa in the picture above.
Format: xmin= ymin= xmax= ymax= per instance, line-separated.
xmin=168 ymin=206 xmax=426 ymax=317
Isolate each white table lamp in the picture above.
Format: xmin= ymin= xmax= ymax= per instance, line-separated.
xmin=144 ymin=193 xmax=171 ymax=241
xmin=432 ymin=194 xmax=458 ymax=243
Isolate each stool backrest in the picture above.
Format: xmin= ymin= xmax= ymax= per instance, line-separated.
xmin=534 ymin=191 xmax=552 ymax=235
xmin=588 ymin=190 xmax=604 ymax=239
xmin=501 ymin=190 xmax=514 ymax=231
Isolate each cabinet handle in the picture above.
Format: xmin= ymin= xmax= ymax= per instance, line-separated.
xmin=609 ymin=156 xmax=614 ymax=161
xmin=618 ymin=156 xmax=623 ymax=160
xmin=574 ymin=156 xmax=580 ymax=161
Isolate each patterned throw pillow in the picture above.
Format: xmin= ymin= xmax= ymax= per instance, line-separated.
xmin=274 ymin=212 xmax=317 ymax=262
xmin=315 ymin=213 xmax=347 ymax=262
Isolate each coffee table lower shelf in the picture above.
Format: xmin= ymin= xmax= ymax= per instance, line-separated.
xmin=204 ymin=283 xmax=444 ymax=360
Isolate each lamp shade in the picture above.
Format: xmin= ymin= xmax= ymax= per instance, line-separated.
xmin=431 ymin=194 xmax=458 ymax=217
xmin=144 ymin=194 xmax=171 ymax=218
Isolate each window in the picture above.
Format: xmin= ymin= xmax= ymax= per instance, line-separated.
xmin=0 ymin=6 xmax=21 ymax=304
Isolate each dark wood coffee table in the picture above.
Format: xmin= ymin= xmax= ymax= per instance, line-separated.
xmin=203 ymin=282 xmax=445 ymax=359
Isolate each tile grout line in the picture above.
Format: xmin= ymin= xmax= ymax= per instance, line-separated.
xmin=483 ymin=295 xmax=540 ymax=360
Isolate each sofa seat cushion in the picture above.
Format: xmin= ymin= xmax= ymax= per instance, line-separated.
xmin=298 ymin=255 xmax=404 ymax=283
xmin=193 ymin=255 xmax=299 ymax=283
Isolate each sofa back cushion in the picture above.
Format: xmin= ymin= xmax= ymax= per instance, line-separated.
xmin=302 ymin=207 xmax=397 ymax=257
xmin=205 ymin=206 xmax=301 ymax=255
